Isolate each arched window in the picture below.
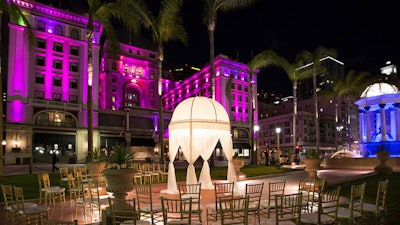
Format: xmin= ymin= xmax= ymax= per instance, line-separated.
xmin=70 ymin=28 xmax=80 ymax=40
xmin=34 ymin=111 xmax=77 ymax=128
xmin=54 ymin=24 xmax=64 ymax=36
xmin=37 ymin=20 xmax=46 ymax=31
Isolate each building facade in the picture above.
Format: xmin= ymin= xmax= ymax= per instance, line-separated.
xmin=4 ymin=1 xmax=258 ymax=165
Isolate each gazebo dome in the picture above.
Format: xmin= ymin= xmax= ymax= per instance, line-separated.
xmin=170 ymin=96 xmax=230 ymax=126
xmin=360 ymin=82 xmax=399 ymax=98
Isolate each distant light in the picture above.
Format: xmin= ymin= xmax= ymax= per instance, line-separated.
xmin=47 ymin=28 xmax=53 ymax=33
xmin=191 ymin=67 xmax=200 ymax=71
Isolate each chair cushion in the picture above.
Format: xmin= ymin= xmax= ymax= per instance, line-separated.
xmin=335 ymin=207 xmax=362 ymax=219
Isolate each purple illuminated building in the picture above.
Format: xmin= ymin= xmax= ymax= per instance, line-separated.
xmin=3 ymin=0 xmax=258 ymax=164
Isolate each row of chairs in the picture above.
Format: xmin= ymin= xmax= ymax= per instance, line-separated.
xmin=1 ymin=184 xmax=50 ymax=224
xmin=131 ymin=162 xmax=168 ymax=184
xmin=205 ymin=177 xmax=389 ymax=225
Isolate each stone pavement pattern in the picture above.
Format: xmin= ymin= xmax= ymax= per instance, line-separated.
xmin=0 ymin=163 xmax=374 ymax=225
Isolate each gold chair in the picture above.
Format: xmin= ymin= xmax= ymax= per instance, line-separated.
xmin=216 ymin=195 xmax=249 ymax=225
xmin=38 ymin=173 xmax=66 ymax=205
xmin=59 ymin=167 xmax=69 ymax=188
xmin=13 ymin=186 xmax=50 ymax=224
xmin=73 ymin=179 xmax=92 ymax=224
xmin=260 ymin=193 xmax=302 ymax=225
xmin=206 ymin=182 xmax=235 ymax=224
xmin=134 ymin=183 xmax=163 ymax=224
xmin=38 ymin=219 xmax=78 ymax=225
xmin=161 ymin=197 xmax=194 ymax=225
xmin=358 ymin=179 xmax=388 ymax=222
xmin=260 ymin=180 xmax=285 ymax=218
xmin=88 ymin=180 xmax=110 ymax=222
xmin=301 ymin=186 xmax=341 ymax=224
xmin=244 ymin=182 xmax=264 ymax=224
xmin=178 ymin=183 xmax=202 ymax=222
xmin=335 ymin=182 xmax=366 ymax=224
xmin=158 ymin=163 xmax=169 ymax=182
xmin=108 ymin=197 xmax=150 ymax=225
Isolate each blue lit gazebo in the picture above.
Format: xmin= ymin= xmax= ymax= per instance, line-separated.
xmin=355 ymin=82 xmax=400 ymax=156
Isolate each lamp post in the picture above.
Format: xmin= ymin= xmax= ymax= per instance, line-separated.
xmin=276 ymin=127 xmax=281 ymax=151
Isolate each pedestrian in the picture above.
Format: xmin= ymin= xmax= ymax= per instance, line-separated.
xmin=52 ymin=152 xmax=59 ymax=172
xmin=264 ymin=150 xmax=269 ymax=166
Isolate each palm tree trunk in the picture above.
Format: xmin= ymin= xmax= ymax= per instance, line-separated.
xmin=313 ymin=73 xmax=320 ymax=151
xmin=0 ymin=11 xmax=3 ymax=176
xmin=87 ymin=22 xmax=94 ymax=162
xmin=346 ymin=97 xmax=352 ymax=151
xmin=292 ymin=80 xmax=297 ymax=162
xmin=208 ymin=27 xmax=215 ymax=100
xmin=157 ymin=46 xmax=164 ymax=163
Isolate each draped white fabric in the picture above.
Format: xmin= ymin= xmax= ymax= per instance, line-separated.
xmin=219 ymin=136 xmax=239 ymax=194
xmin=160 ymin=131 xmax=180 ymax=194
xmin=167 ymin=96 xmax=235 ymax=191
xmin=199 ymin=134 xmax=222 ymax=189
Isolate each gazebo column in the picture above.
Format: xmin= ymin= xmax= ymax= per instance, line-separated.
xmin=358 ymin=109 xmax=365 ymax=143
xmin=365 ymin=106 xmax=371 ymax=142
xmin=394 ymin=103 xmax=400 ymax=141
xmin=379 ymin=104 xmax=387 ymax=141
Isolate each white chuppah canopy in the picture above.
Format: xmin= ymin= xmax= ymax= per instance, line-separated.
xmin=161 ymin=96 xmax=237 ymax=194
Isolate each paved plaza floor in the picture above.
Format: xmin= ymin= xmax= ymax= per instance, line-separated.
xmin=1 ymin=163 xmax=376 ymax=225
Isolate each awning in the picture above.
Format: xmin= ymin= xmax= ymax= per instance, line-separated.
xmin=233 ymin=143 xmax=251 ymax=149
xmin=131 ymin=138 xmax=155 ymax=147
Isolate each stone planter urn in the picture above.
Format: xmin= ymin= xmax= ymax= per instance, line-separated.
xmin=374 ymin=152 xmax=393 ymax=174
xmin=304 ymin=158 xmax=322 ymax=179
xmin=232 ymin=158 xmax=246 ymax=180
xmin=102 ymin=168 xmax=136 ymax=209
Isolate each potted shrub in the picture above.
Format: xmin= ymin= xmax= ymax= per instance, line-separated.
xmin=87 ymin=147 xmax=107 ymax=176
xmin=102 ymin=145 xmax=137 ymax=209
xmin=304 ymin=148 xmax=322 ymax=179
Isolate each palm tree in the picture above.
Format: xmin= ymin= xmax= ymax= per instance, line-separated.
xmin=248 ymin=50 xmax=312 ymax=162
xmin=85 ymin=0 xmax=141 ymax=161
xmin=127 ymin=0 xmax=187 ymax=162
xmin=0 ymin=0 xmax=33 ymax=176
xmin=296 ymin=47 xmax=337 ymax=151
xmin=330 ymin=70 xmax=371 ymax=151
xmin=201 ymin=0 xmax=256 ymax=100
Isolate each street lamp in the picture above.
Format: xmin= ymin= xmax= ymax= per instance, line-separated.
xmin=276 ymin=127 xmax=281 ymax=151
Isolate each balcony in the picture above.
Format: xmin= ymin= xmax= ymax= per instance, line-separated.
xmin=30 ymin=99 xmax=81 ymax=111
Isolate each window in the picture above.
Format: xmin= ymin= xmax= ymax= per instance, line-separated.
xmin=53 ymin=93 xmax=61 ymax=101
xmin=111 ymin=86 xmax=116 ymax=92
xmin=70 ymin=46 xmax=79 ymax=56
xmin=112 ymin=62 xmax=117 ymax=70
xmin=53 ymin=77 xmax=61 ymax=86
xmin=111 ymin=96 xmax=116 ymax=102
xmin=53 ymin=42 xmax=63 ymax=52
xmin=37 ymin=20 xmax=46 ymax=31
xmin=53 ymin=60 xmax=62 ymax=69
xmin=35 ymin=74 xmax=44 ymax=84
xmin=69 ymin=79 xmax=78 ymax=89
xmin=238 ymin=84 xmax=242 ymax=91
xmin=36 ymin=56 xmax=45 ymax=66
xmin=54 ymin=25 xmax=64 ymax=36
xmin=69 ymin=95 xmax=77 ymax=103
xmin=36 ymin=38 xmax=46 ymax=49
xmin=150 ymin=71 xmax=155 ymax=79
xmin=70 ymin=62 xmax=78 ymax=72
xmin=70 ymin=28 xmax=80 ymax=40
xmin=35 ymin=91 xmax=44 ymax=99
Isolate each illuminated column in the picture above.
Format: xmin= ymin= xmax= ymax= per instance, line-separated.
xmin=390 ymin=108 xmax=396 ymax=140
xmin=358 ymin=109 xmax=365 ymax=143
xmin=394 ymin=103 xmax=400 ymax=141
xmin=380 ymin=104 xmax=386 ymax=141
xmin=365 ymin=106 xmax=371 ymax=142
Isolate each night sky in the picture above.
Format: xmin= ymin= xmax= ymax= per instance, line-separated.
xmin=39 ymin=0 xmax=400 ymax=96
